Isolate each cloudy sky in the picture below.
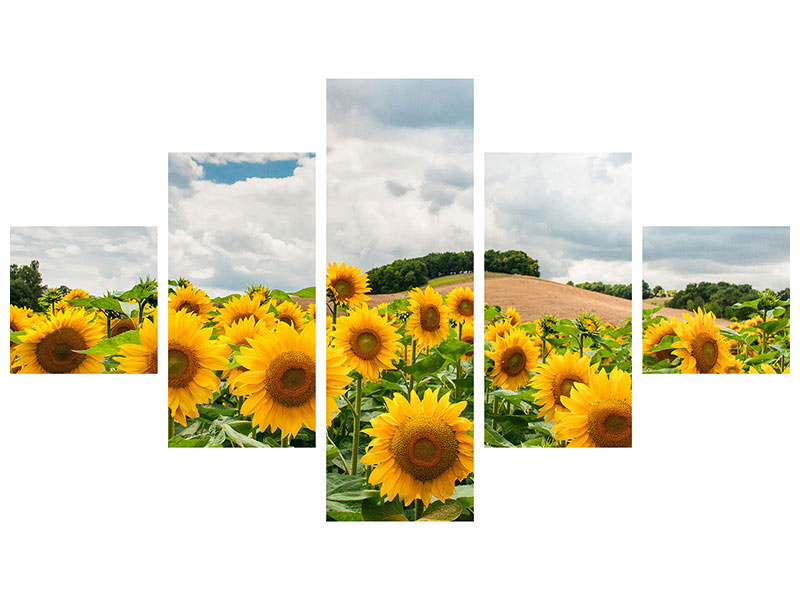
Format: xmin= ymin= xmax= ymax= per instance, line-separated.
xmin=485 ymin=153 xmax=632 ymax=284
xmin=10 ymin=227 xmax=157 ymax=293
xmin=327 ymin=79 xmax=473 ymax=269
xmin=643 ymin=226 xmax=790 ymax=290
xmin=169 ymin=153 xmax=315 ymax=297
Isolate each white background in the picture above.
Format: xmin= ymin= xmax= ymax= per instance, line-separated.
xmin=2 ymin=2 xmax=797 ymax=599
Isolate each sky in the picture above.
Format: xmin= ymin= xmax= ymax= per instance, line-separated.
xmin=10 ymin=227 xmax=157 ymax=293
xmin=168 ymin=152 xmax=315 ymax=298
xmin=643 ymin=226 xmax=790 ymax=291
xmin=327 ymin=79 xmax=473 ymax=270
xmin=485 ymin=153 xmax=632 ymax=284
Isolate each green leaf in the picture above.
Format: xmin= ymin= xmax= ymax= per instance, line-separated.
xmin=168 ymin=435 xmax=211 ymax=447
xmin=484 ymin=425 xmax=515 ymax=448
xmin=290 ymin=286 xmax=315 ymax=299
xmin=744 ymin=351 xmax=779 ymax=366
xmin=418 ymin=499 xmax=463 ymax=521
xmin=10 ymin=331 xmax=25 ymax=344
xmin=437 ymin=339 xmax=473 ymax=362
xmin=646 ymin=335 xmax=677 ymax=353
xmin=270 ymin=289 xmax=292 ymax=302
xmin=75 ymin=330 xmax=141 ymax=355
xmin=327 ymin=473 xmax=378 ymax=502
xmin=361 ymin=499 xmax=408 ymax=521
xmin=217 ymin=421 xmax=270 ymax=448
xmin=403 ymin=353 xmax=446 ymax=376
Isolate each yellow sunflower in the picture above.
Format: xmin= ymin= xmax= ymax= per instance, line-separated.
xmin=485 ymin=318 xmax=514 ymax=343
xmin=486 ymin=328 xmax=540 ymax=391
xmin=505 ymin=307 xmax=521 ymax=326
xmin=233 ymin=322 xmax=316 ymax=438
xmin=459 ymin=322 xmax=475 ymax=361
xmin=307 ymin=303 xmax=316 ymax=321
xmin=274 ymin=301 xmax=305 ymax=330
xmin=445 ymin=286 xmax=474 ymax=323
xmin=117 ymin=313 xmax=158 ymax=374
xmin=168 ymin=309 xmax=230 ymax=426
xmin=643 ymin=316 xmax=679 ymax=363
xmin=218 ymin=315 xmax=267 ymax=348
xmin=326 ymin=345 xmax=352 ymax=426
xmin=362 ymin=389 xmax=473 ymax=507
xmin=531 ymin=350 xmax=595 ymax=422
xmin=407 ymin=286 xmax=449 ymax=348
xmin=10 ymin=305 xmax=36 ymax=332
xmin=332 ymin=304 xmax=400 ymax=381
xmin=14 ymin=308 xmax=105 ymax=374
xmin=672 ymin=309 xmax=734 ymax=374
xmin=327 ymin=261 xmax=371 ymax=307
xmin=169 ymin=284 xmax=214 ymax=322
xmin=55 ymin=288 xmax=90 ymax=311
xmin=218 ymin=294 xmax=276 ymax=330
xmin=725 ymin=360 xmax=745 ymax=374
xmin=553 ymin=368 xmax=632 ymax=448
xmin=109 ymin=317 xmax=137 ymax=337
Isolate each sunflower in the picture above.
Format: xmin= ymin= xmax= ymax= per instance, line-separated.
xmin=117 ymin=313 xmax=158 ymax=374
xmin=327 ymin=262 xmax=371 ymax=307
xmin=362 ymin=389 xmax=473 ymax=507
xmin=553 ymin=368 xmax=632 ymax=447
xmin=672 ymin=309 xmax=734 ymax=374
xmin=14 ymin=308 xmax=105 ymax=374
xmin=247 ymin=283 xmax=270 ymax=304
xmin=110 ymin=317 xmax=137 ymax=337
xmin=169 ymin=284 xmax=214 ymax=322
xmin=233 ymin=322 xmax=316 ymax=438
xmin=576 ymin=312 xmax=600 ymax=334
xmin=459 ymin=322 xmax=475 ymax=361
xmin=274 ymin=301 xmax=305 ymax=330
xmin=485 ymin=318 xmax=514 ymax=343
xmin=10 ymin=305 xmax=36 ymax=332
xmin=218 ymin=294 xmax=276 ymax=330
xmin=725 ymin=359 xmax=745 ymax=374
xmin=531 ymin=350 xmax=595 ymax=422
xmin=643 ymin=316 xmax=679 ymax=363
xmin=407 ymin=286 xmax=449 ymax=348
xmin=307 ymin=303 xmax=316 ymax=321
xmin=445 ymin=286 xmax=474 ymax=323
xmin=505 ymin=307 xmax=521 ymax=326
xmin=217 ymin=315 xmax=266 ymax=348
xmin=332 ymin=304 xmax=400 ymax=381
xmin=168 ymin=309 xmax=230 ymax=426
xmin=326 ymin=345 xmax=352 ymax=426
xmin=486 ymin=328 xmax=540 ymax=391
xmin=54 ymin=288 xmax=90 ymax=311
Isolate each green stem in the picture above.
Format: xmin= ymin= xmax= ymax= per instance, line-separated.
xmin=138 ymin=300 xmax=145 ymax=328
xmin=332 ymin=301 xmax=338 ymax=326
xmin=456 ymin=322 xmax=463 ymax=401
xmin=578 ymin=334 xmax=584 ymax=357
xmin=762 ymin=308 xmax=768 ymax=356
xmin=327 ymin=434 xmax=350 ymax=475
xmin=414 ymin=499 xmax=423 ymax=521
xmin=281 ymin=435 xmax=290 ymax=448
xmin=491 ymin=394 xmax=498 ymax=430
xmin=350 ymin=377 xmax=362 ymax=476
xmin=106 ymin=312 xmax=112 ymax=339
xmin=408 ymin=340 xmax=417 ymax=399
xmin=168 ymin=408 xmax=174 ymax=441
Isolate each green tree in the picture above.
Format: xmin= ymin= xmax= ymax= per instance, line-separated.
xmin=10 ymin=260 xmax=45 ymax=311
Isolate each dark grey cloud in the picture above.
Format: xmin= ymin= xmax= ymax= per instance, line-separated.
xmin=643 ymin=226 xmax=790 ymax=290
xmin=328 ymin=79 xmax=473 ymax=130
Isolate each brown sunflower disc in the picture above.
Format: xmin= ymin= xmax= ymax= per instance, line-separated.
xmin=587 ymin=398 xmax=632 ymax=447
xmin=391 ymin=416 xmax=459 ymax=481
xmin=34 ymin=327 xmax=88 ymax=373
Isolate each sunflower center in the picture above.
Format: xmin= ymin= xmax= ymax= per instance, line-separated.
xmin=168 ymin=346 xmax=197 ymax=388
xmin=500 ymin=347 xmax=527 ymax=376
xmin=587 ymin=398 xmax=632 ymax=447
xmin=557 ymin=377 xmax=580 ymax=406
xmin=462 ymin=335 xmax=474 ymax=358
xmin=421 ymin=305 xmax=441 ymax=331
xmin=279 ymin=315 xmax=296 ymax=327
xmin=146 ymin=350 xmax=159 ymax=374
xmin=391 ymin=416 xmax=459 ymax=482
xmin=175 ymin=300 xmax=200 ymax=315
xmin=352 ymin=329 xmax=381 ymax=360
xmin=34 ymin=327 xmax=87 ymax=373
xmin=333 ymin=279 xmax=353 ymax=299
xmin=458 ymin=299 xmax=474 ymax=317
xmin=265 ymin=350 xmax=316 ymax=408
xmin=691 ymin=334 xmax=719 ymax=373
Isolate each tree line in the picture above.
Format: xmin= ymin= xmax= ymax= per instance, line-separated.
xmin=367 ymin=249 xmax=540 ymax=294
xmin=654 ymin=281 xmax=790 ymax=320
xmin=566 ymin=280 xmax=632 ymax=299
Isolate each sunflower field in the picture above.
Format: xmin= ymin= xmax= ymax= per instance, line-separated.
xmin=484 ymin=306 xmax=632 ymax=448
xmin=642 ymin=290 xmax=790 ymax=374
xmin=166 ymin=280 xmax=316 ymax=448
xmin=325 ymin=262 xmax=475 ymax=521
xmin=10 ymin=278 xmax=158 ymax=375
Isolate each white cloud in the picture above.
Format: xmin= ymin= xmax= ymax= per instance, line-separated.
xmin=327 ymin=80 xmax=473 ymax=269
xmin=486 ymin=153 xmax=632 ymax=284
xmin=168 ymin=154 xmax=315 ymax=297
